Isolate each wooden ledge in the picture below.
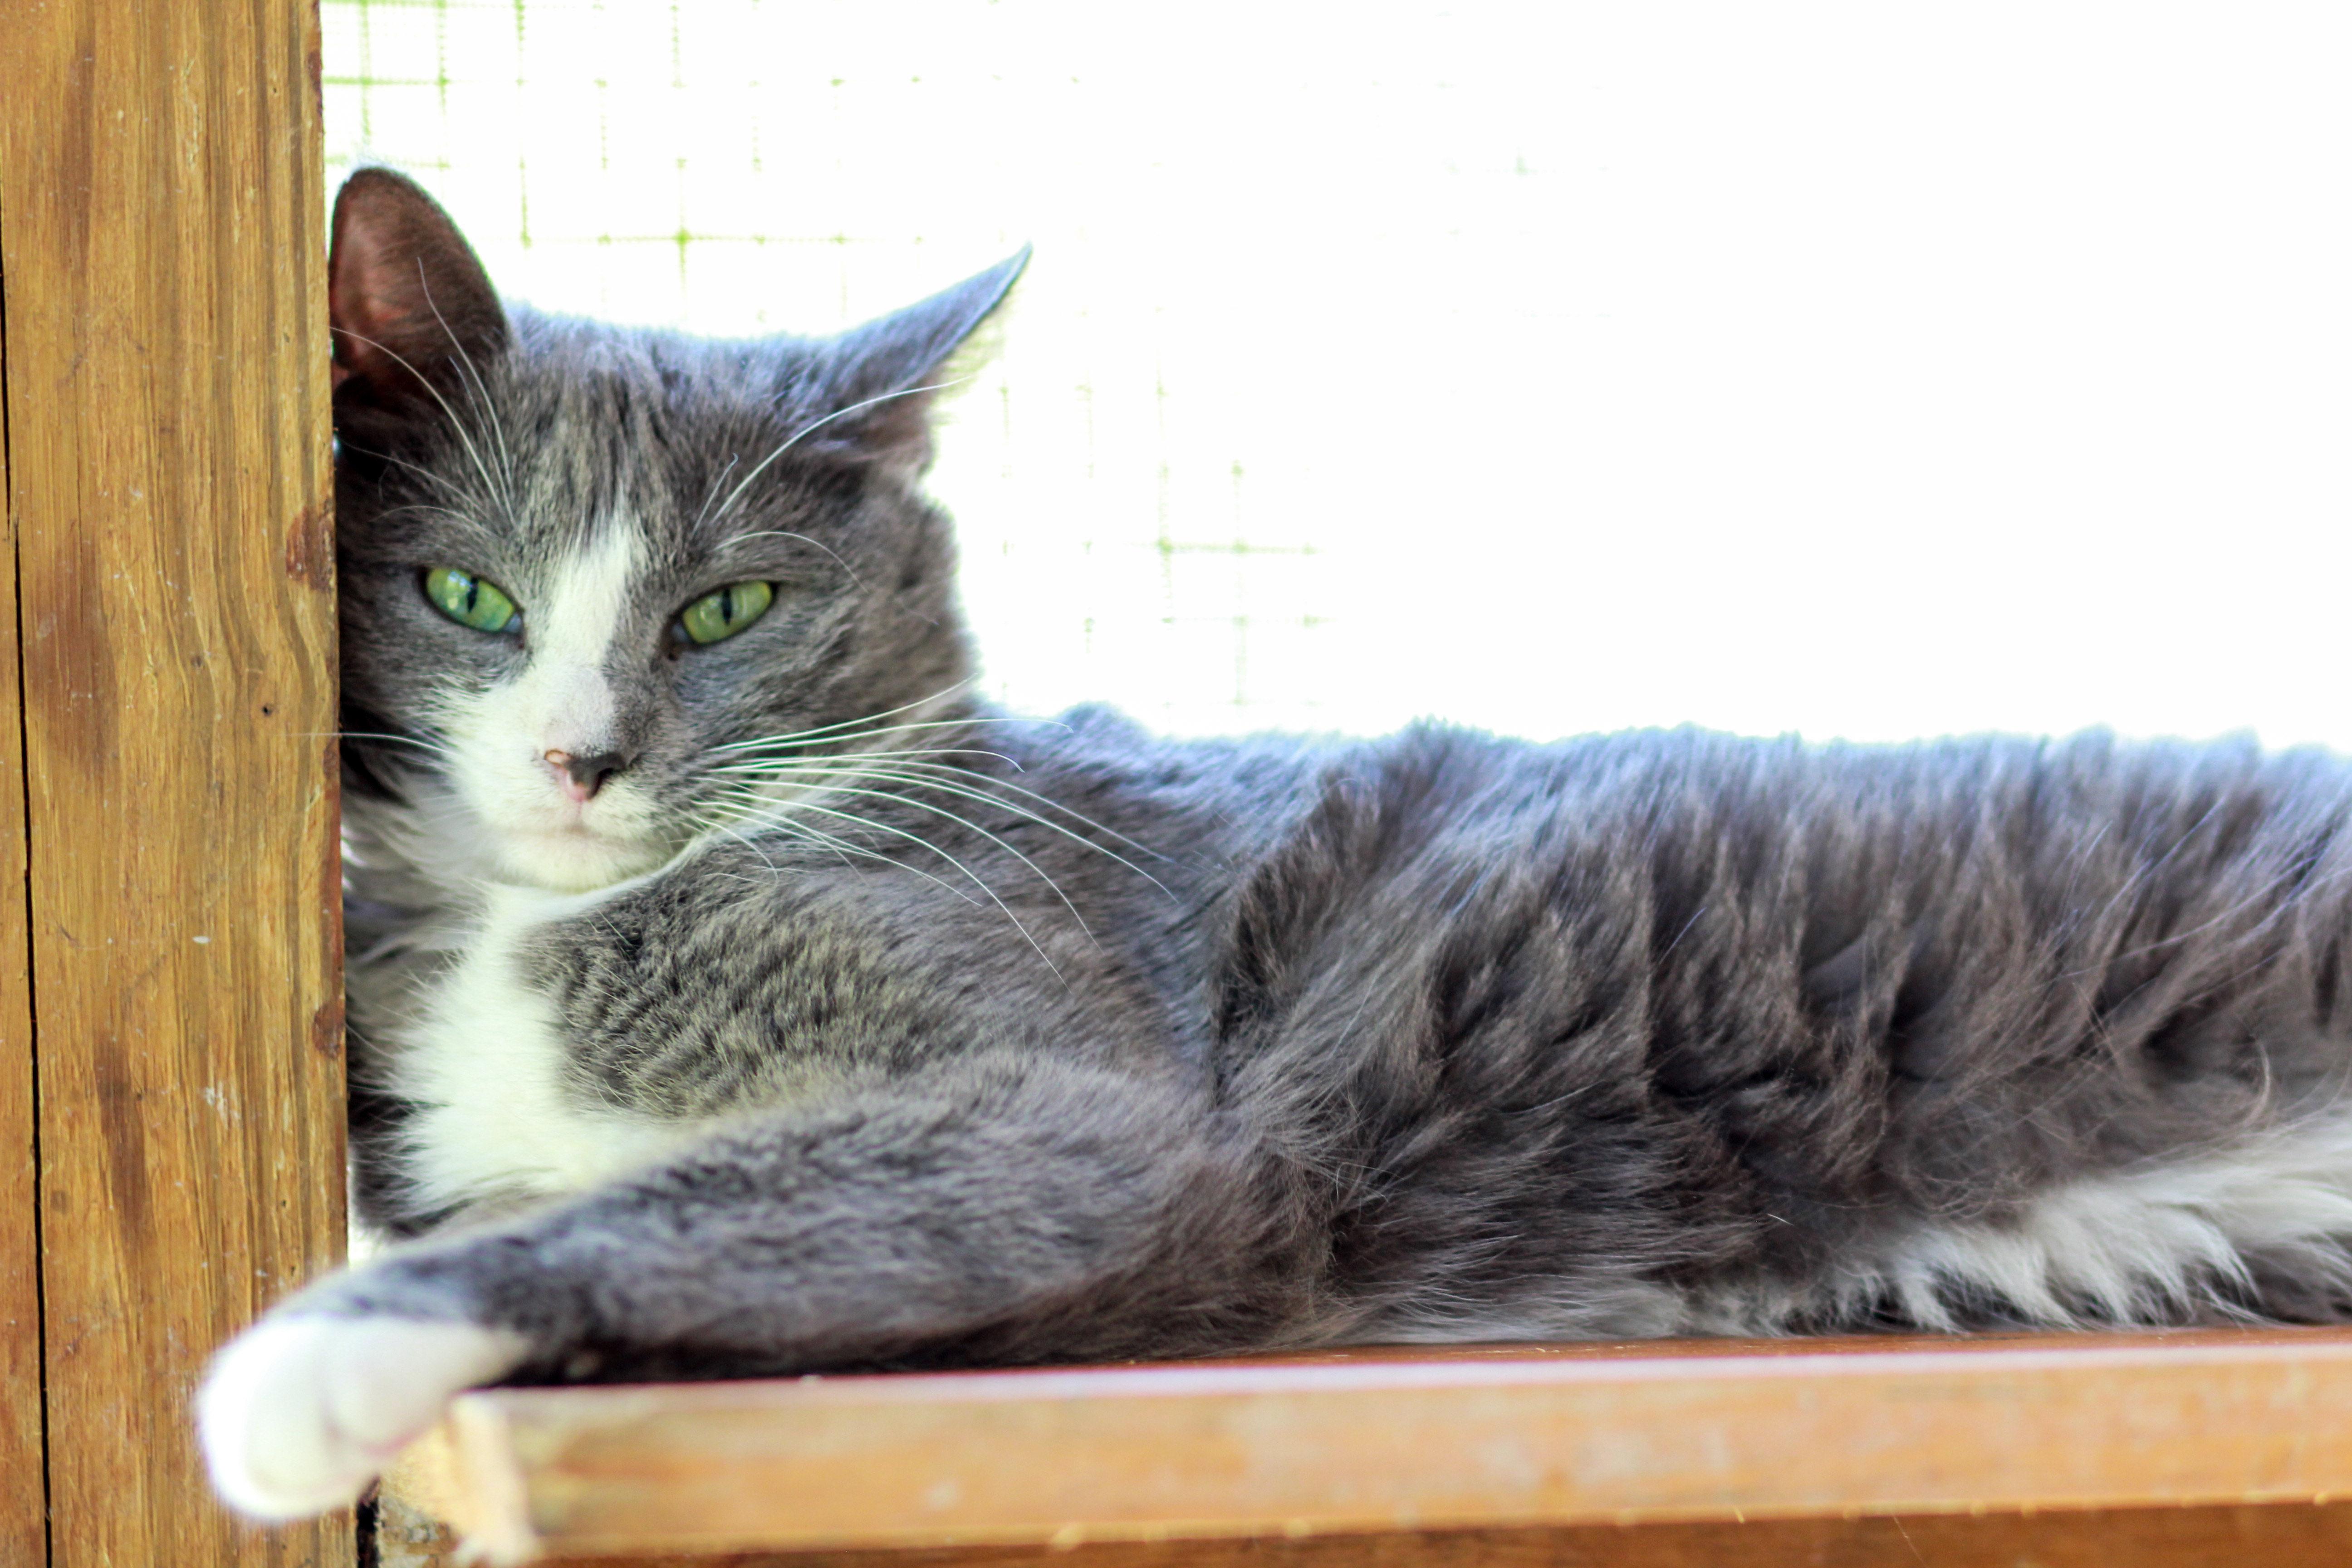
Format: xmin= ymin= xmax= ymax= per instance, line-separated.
xmin=391 ymin=1327 xmax=2352 ymax=1564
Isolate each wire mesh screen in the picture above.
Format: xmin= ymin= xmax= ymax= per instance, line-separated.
xmin=323 ymin=4 xmax=2352 ymax=747
xmin=322 ymin=0 xmax=1348 ymax=735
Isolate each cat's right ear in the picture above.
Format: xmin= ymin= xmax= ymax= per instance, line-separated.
xmin=328 ymin=168 xmax=507 ymax=417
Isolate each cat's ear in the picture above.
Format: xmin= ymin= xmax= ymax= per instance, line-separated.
xmin=328 ymin=168 xmax=508 ymax=416
xmin=810 ymin=249 xmax=1030 ymax=471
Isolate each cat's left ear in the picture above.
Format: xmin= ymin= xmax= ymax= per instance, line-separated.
xmin=328 ymin=168 xmax=509 ymax=416
xmin=810 ymin=248 xmax=1030 ymax=471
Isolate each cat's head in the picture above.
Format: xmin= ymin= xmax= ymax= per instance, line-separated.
xmin=328 ymin=168 xmax=1023 ymax=895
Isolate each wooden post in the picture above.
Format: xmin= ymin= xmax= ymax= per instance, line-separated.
xmin=0 ymin=1 xmax=350 ymax=1563
xmin=0 ymin=224 xmax=48 ymax=1568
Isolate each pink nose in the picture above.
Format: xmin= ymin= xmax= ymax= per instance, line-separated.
xmin=544 ymin=748 xmax=627 ymax=804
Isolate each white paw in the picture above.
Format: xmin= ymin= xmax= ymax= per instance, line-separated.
xmin=197 ymin=1314 xmax=531 ymax=1520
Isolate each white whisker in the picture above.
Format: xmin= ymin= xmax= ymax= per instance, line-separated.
xmin=323 ymin=730 xmax=462 ymax=764
xmin=694 ymin=808 xmax=985 ymax=907
xmin=415 ymin=267 xmax=520 ymax=520
xmin=689 ymin=454 xmax=740 ymax=535
xmin=704 ymin=376 xmax=976 ymax=534
xmin=718 ymin=794 xmax=1064 ymax=984
xmin=714 ymin=529 xmax=865 ymax=588
xmin=709 ymin=683 xmax=980 ymax=753
xmin=704 ymin=747 xmax=1019 ymax=773
xmin=335 ymin=326 xmax=511 ymax=524
xmin=715 ymin=758 xmax=1169 ymax=895
xmin=744 ymin=776 xmax=1096 ymax=942
xmin=823 ymin=758 xmax=1170 ymax=865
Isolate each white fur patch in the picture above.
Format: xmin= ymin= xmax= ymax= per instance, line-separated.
xmin=1694 ymin=1107 xmax=2352 ymax=1333
xmin=518 ymin=520 xmax=639 ymax=725
xmin=391 ymin=882 xmax=715 ymax=1220
xmin=198 ymin=1314 xmax=529 ymax=1519
xmin=1882 ymin=1112 xmax=2352 ymax=1328
xmin=438 ymin=520 xmax=675 ymax=892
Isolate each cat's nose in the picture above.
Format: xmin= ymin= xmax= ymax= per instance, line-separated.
xmin=544 ymin=748 xmax=631 ymax=803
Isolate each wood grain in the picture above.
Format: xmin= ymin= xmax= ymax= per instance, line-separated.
xmin=385 ymin=1502 xmax=2352 ymax=1568
xmin=0 ymin=0 xmax=349 ymax=1563
xmin=409 ymin=1328 xmax=2352 ymax=1563
xmin=442 ymin=1503 xmax=2352 ymax=1568
xmin=0 ymin=183 xmax=53 ymax=1568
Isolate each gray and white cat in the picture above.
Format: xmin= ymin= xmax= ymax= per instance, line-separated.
xmin=201 ymin=167 xmax=2352 ymax=1519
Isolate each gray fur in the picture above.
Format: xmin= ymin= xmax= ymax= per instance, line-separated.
xmin=305 ymin=169 xmax=2352 ymax=1385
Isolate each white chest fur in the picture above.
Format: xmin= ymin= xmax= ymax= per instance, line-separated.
xmin=387 ymin=882 xmax=709 ymax=1219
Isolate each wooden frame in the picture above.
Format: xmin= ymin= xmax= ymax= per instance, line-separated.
xmin=0 ymin=0 xmax=349 ymax=1563
xmin=383 ymin=1328 xmax=2352 ymax=1567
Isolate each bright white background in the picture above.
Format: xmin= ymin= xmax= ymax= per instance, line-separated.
xmin=324 ymin=3 xmax=2352 ymax=746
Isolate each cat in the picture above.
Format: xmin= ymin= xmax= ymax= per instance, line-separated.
xmin=201 ymin=165 xmax=2352 ymax=1521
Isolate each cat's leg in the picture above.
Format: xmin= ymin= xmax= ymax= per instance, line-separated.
xmin=199 ymin=1054 xmax=1319 ymax=1519
xmin=198 ymin=1314 xmax=531 ymax=1518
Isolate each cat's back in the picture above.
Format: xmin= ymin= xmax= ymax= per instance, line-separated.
xmin=1210 ymin=723 xmax=2352 ymax=1191
xmin=1223 ymin=720 xmax=2352 ymax=948
xmin=1195 ymin=724 xmax=2352 ymax=1335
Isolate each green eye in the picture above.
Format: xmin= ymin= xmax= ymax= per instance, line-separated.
xmin=678 ymin=581 xmax=774 ymax=646
xmin=422 ymin=567 xmax=521 ymax=634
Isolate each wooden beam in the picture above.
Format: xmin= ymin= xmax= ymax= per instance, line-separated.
xmin=370 ymin=1500 xmax=2352 ymax=1568
xmin=401 ymin=1328 xmax=2352 ymax=1564
xmin=0 ymin=0 xmax=348 ymax=1563
xmin=0 ymin=171 xmax=51 ymax=1568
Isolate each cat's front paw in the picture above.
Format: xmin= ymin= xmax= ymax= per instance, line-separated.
xmin=198 ymin=1313 xmax=531 ymax=1519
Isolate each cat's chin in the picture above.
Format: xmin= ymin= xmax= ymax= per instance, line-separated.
xmin=493 ymin=827 xmax=673 ymax=892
